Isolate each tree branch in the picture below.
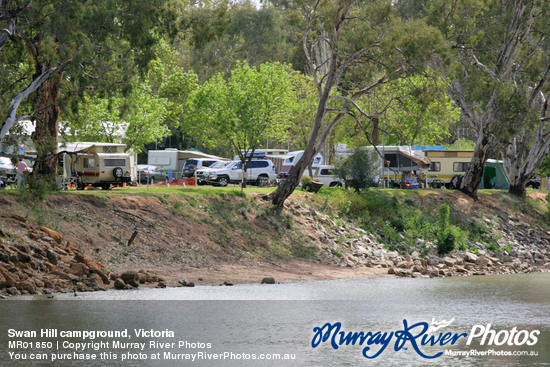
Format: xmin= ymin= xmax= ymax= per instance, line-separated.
xmin=0 ymin=18 xmax=15 ymax=49
xmin=0 ymin=60 xmax=72 ymax=142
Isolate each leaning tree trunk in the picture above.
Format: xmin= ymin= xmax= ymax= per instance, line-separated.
xmin=460 ymin=133 xmax=498 ymax=200
xmin=272 ymin=158 xmax=308 ymax=209
xmin=32 ymin=64 xmax=63 ymax=177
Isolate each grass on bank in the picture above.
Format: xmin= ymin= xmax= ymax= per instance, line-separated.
xmin=311 ymin=186 xmax=547 ymax=257
xmin=2 ymin=182 xmax=547 ymax=258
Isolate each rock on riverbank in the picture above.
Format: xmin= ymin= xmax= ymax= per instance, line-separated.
xmin=285 ymin=198 xmax=550 ymax=278
xmin=0 ymin=215 xmax=111 ymax=295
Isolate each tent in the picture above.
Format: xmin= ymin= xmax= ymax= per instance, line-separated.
xmin=479 ymin=159 xmax=509 ymax=189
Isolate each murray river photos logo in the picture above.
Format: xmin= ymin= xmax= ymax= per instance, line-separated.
xmin=311 ymin=319 xmax=540 ymax=359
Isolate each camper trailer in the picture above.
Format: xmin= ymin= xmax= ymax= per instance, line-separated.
xmin=61 ymin=142 xmax=132 ymax=190
xmin=278 ymin=151 xmax=324 ymax=178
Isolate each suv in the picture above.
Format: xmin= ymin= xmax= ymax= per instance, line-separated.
xmin=196 ymin=161 xmax=232 ymax=185
xmin=312 ymin=165 xmax=344 ymax=187
xmin=181 ymin=158 xmax=222 ymax=178
xmin=198 ymin=160 xmax=277 ymax=186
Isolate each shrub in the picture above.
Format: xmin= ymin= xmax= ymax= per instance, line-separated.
xmin=19 ymin=173 xmax=57 ymax=202
xmin=437 ymin=230 xmax=456 ymax=255
xmin=436 ymin=204 xmax=455 ymax=254
xmin=334 ymin=147 xmax=377 ymax=193
xmin=301 ymin=176 xmax=312 ymax=191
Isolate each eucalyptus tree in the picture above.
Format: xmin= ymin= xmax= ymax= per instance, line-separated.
xmin=186 ymin=61 xmax=296 ymax=187
xmin=343 ymin=71 xmax=460 ymax=147
xmin=270 ymin=0 xmax=445 ymax=209
xmin=0 ymin=0 xmax=175 ymax=178
xmin=439 ymin=0 xmax=550 ymax=198
xmin=186 ymin=2 xmax=292 ymax=80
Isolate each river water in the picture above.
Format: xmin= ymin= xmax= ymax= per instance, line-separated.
xmin=1 ymin=273 xmax=549 ymax=366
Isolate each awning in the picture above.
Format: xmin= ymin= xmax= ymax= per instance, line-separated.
xmin=176 ymin=150 xmax=230 ymax=161
xmin=398 ymin=147 xmax=431 ymax=167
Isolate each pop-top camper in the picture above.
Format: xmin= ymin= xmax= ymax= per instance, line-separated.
xmin=61 ymin=142 xmax=132 ymax=190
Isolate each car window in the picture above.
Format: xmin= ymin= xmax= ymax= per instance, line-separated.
xmin=203 ymin=160 xmax=216 ymax=167
xmin=184 ymin=159 xmax=198 ymax=169
xmin=320 ymin=168 xmax=333 ymax=175
xmin=210 ymin=161 xmax=224 ymax=169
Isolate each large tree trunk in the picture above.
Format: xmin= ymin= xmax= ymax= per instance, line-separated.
xmin=508 ymin=184 xmax=526 ymax=197
xmin=503 ymin=126 xmax=550 ymax=198
xmin=32 ymin=64 xmax=63 ymax=176
xmin=272 ymin=158 xmax=307 ymax=209
xmin=459 ymin=133 xmax=497 ymax=200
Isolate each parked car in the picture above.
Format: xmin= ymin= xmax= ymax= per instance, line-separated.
xmin=195 ymin=161 xmax=232 ymax=185
xmin=0 ymin=157 xmax=15 ymax=188
xmin=137 ymin=165 xmax=168 ymax=184
xmin=0 ymin=157 xmax=14 ymax=176
xmin=526 ymin=177 xmax=541 ymax=189
xmin=181 ymin=158 xmax=223 ymax=178
xmin=311 ymin=165 xmax=344 ymax=187
xmin=199 ymin=159 xmax=277 ymax=186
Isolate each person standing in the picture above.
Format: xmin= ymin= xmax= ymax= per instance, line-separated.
xmin=16 ymin=158 xmax=28 ymax=189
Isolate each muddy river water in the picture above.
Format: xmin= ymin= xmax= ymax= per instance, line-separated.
xmin=1 ymin=273 xmax=549 ymax=366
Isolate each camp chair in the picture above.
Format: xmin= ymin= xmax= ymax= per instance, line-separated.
xmin=404 ymin=178 xmax=419 ymax=189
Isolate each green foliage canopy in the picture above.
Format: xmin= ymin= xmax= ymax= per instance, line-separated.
xmin=186 ymin=61 xmax=296 ymax=164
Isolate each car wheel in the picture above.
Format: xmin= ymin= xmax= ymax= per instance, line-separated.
xmin=218 ymin=176 xmax=229 ymax=187
xmin=257 ymin=175 xmax=268 ymax=187
xmin=113 ymin=167 xmax=123 ymax=179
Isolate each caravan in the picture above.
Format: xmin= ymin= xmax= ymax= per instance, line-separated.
xmin=424 ymin=150 xmax=509 ymax=189
xmin=61 ymin=142 xmax=133 ymax=190
xmin=278 ymin=151 xmax=323 ymax=179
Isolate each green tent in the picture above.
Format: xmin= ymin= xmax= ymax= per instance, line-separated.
xmin=479 ymin=159 xmax=509 ymax=189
